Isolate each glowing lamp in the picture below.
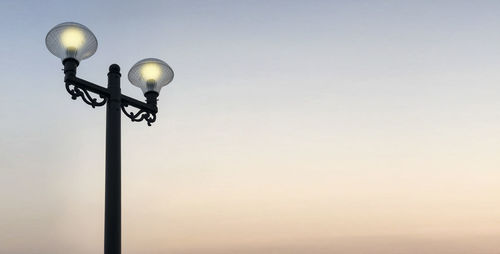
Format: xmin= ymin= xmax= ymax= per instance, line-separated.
xmin=45 ymin=22 xmax=97 ymax=61
xmin=128 ymin=58 xmax=174 ymax=94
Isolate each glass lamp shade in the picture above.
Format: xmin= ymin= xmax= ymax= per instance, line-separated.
xmin=45 ymin=22 xmax=97 ymax=61
xmin=128 ymin=58 xmax=174 ymax=94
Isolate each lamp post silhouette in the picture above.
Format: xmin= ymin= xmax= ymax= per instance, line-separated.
xmin=45 ymin=22 xmax=174 ymax=254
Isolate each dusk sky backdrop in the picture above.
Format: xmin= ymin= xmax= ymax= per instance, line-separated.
xmin=1 ymin=1 xmax=500 ymax=253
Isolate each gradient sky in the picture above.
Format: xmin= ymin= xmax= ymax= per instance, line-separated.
xmin=1 ymin=0 xmax=500 ymax=253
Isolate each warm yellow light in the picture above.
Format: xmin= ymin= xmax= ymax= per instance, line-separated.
xmin=60 ymin=27 xmax=85 ymax=50
xmin=141 ymin=63 xmax=162 ymax=82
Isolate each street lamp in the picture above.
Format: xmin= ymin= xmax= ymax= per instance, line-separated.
xmin=45 ymin=22 xmax=174 ymax=254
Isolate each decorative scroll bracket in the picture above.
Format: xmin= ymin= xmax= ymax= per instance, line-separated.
xmin=121 ymin=103 xmax=157 ymax=126
xmin=65 ymin=81 xmax=108 ymax=108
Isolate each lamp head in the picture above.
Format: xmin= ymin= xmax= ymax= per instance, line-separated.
xmin=46 ymin=22 xmax=97 ymax=62
xmin=128 ymin=58 xmax=174 ymax=94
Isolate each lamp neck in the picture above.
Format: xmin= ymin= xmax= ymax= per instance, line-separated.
xmin=63 ymin=58 xmax=79 ymax=80
xmin=145 ymin=91 xmax=159 ymax=107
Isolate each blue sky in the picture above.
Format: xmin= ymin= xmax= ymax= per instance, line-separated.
xmin=1 ymin=1 xmax=500 ymax=253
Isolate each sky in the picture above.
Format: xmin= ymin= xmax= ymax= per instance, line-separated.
xmin=1 ymin=0 xmax=500 ymax=253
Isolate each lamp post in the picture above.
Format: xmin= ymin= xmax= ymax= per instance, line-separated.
xmin=45 ymin=22 xmax=174 ymax=254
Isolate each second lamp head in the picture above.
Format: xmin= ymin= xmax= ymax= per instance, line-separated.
xmin=128 ymin=58 xmax=174 ymax=94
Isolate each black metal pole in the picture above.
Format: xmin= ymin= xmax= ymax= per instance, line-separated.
xmin=105 ymin=64 xmax=122 ymax=254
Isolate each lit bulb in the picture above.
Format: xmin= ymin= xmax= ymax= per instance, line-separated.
xmin=141 ymin=63 xmax=162 ymax=82
xmin=60 ymin=27 xmax=85 ymax=50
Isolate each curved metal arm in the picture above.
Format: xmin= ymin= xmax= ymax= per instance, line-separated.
xmin=65 ymin=81 xmax=108 ymax=108
xmin=62 ymin=62 xmax=158 ymax=125
xmin=121 ymin=103 xmax=157 ymax=126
